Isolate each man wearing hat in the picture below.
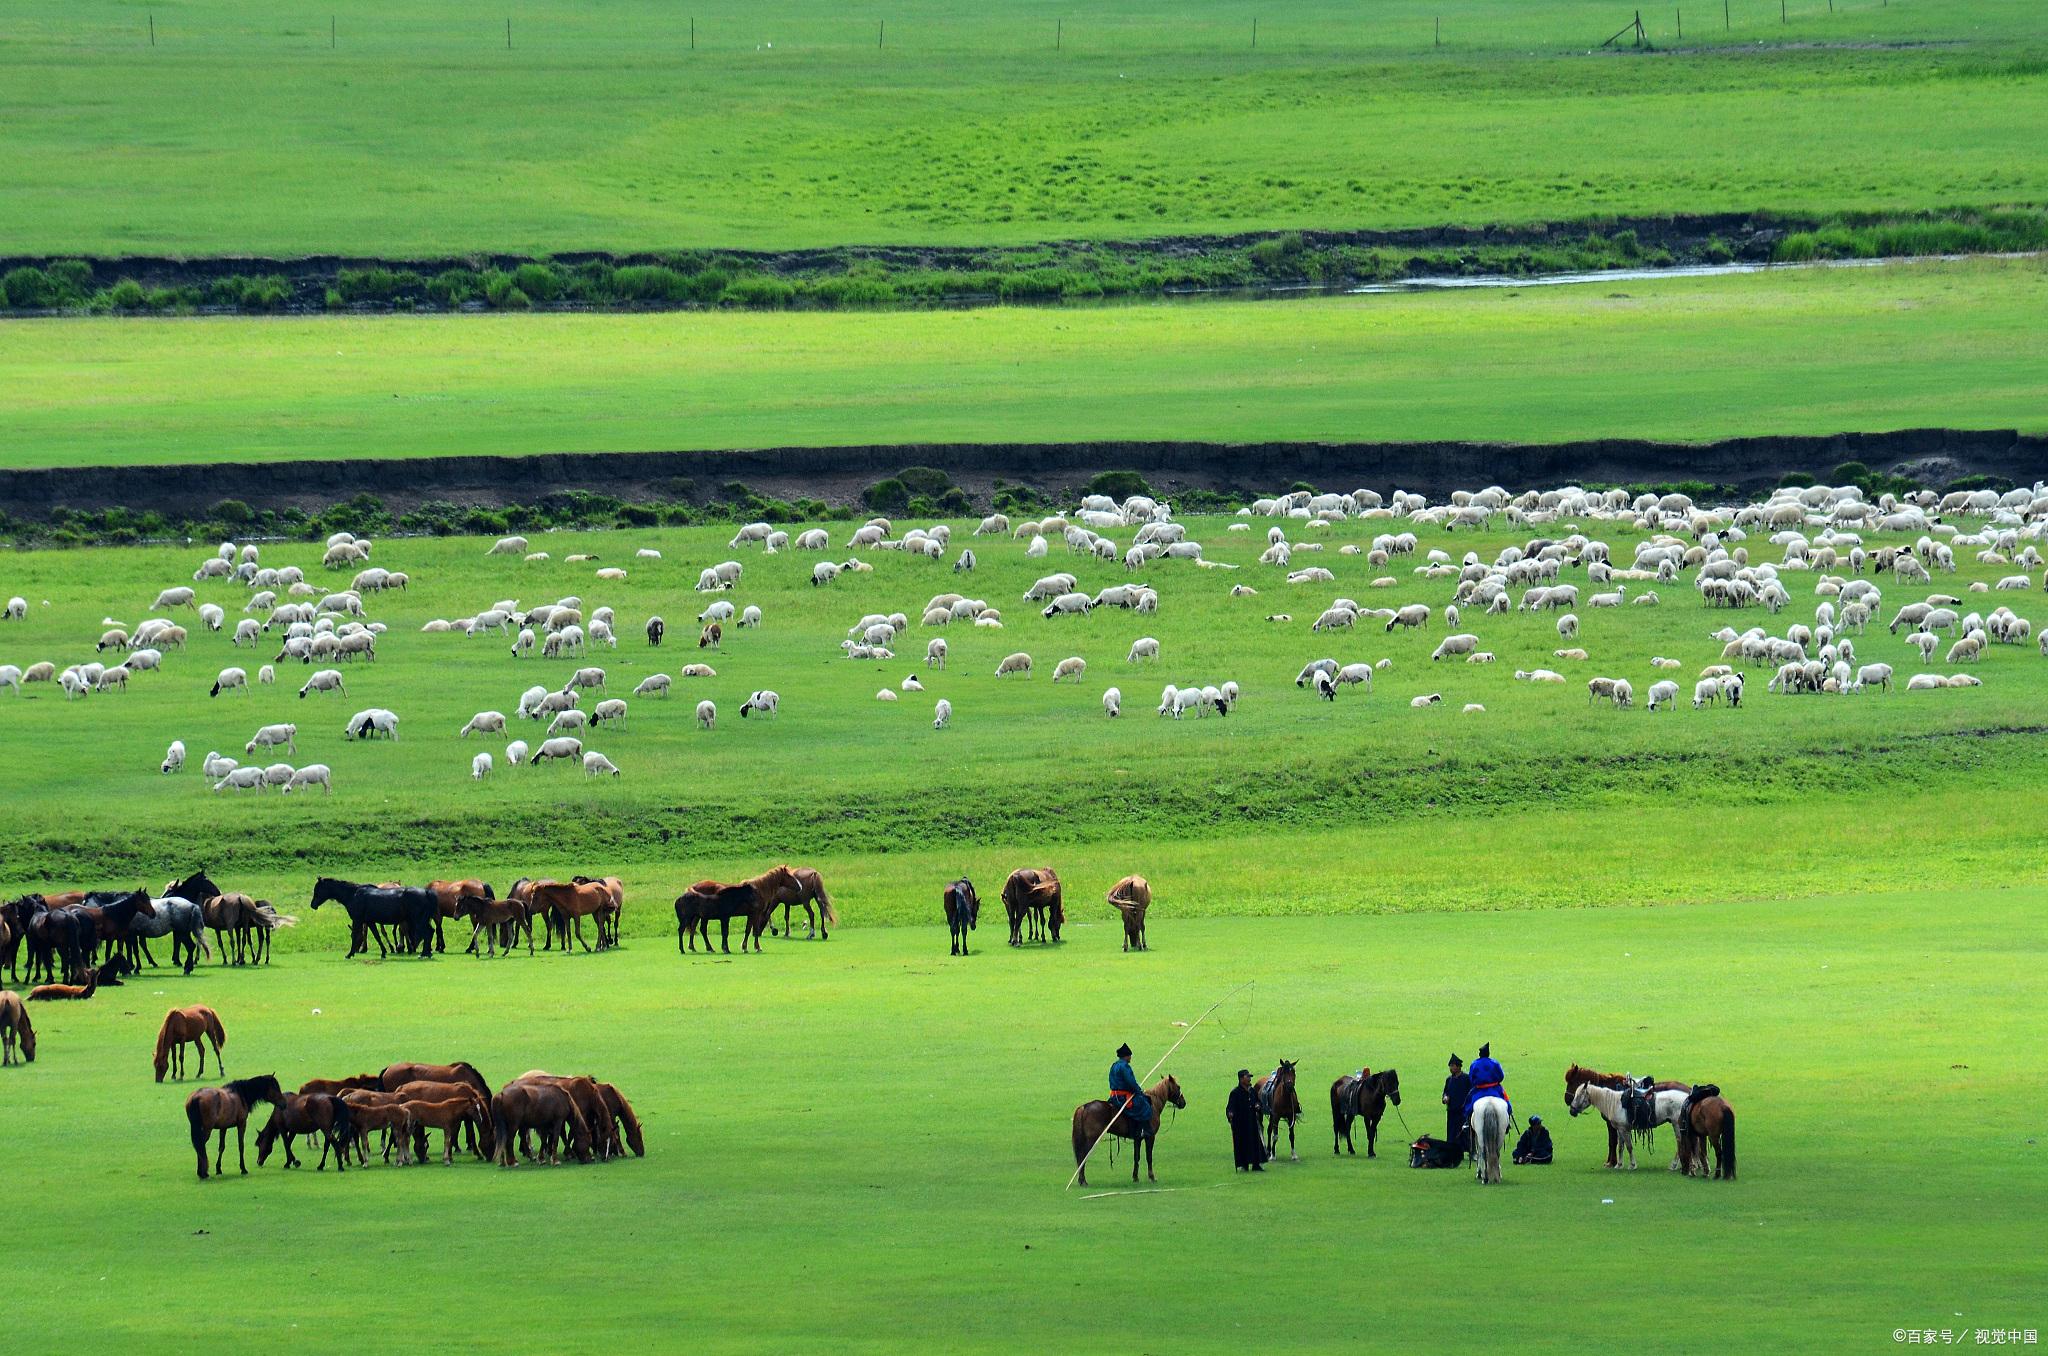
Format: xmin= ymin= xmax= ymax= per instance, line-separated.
xmin=1442 ymin=1053 xmax=1472 ymax=1159
xmin=1464 ymin=1041 xmax=1511 ymax=1138
xmin=1512 ymin=1115 xmax=1553 ymax=1165
xmin=1225 ymin=1068 xmax=1265 ymax=1171
xmin=1107 ymin=1042 xmax=1151 ymax=1137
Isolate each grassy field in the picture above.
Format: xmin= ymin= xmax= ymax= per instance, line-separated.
xmin=2 ymin=512 xmax=2044 ymax=910
xmin=5 ymin=896 xmax=2040 ymax=1352
xmin=0 ymin=0 xmax=2043 ymax=256
xmin=2 ymin=257 xmax=2043 ymax=469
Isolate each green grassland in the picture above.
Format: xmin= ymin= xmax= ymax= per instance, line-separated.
xmin=0 ymin=0 xmax=2043 ymax=256
xmin=2 ymin=513 xmax=2044 ymax=911
xmin=4 ymin=899 xmax=2040 ymax=1352
xmin=3 ymin=257 xmax=2043 ymax=469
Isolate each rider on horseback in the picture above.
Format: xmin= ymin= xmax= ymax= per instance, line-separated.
xmin=1108 ymin=1042 xmax=1151 ymax=1134
xmin=1464 ymin=1042 xmax=1511 ymax=1126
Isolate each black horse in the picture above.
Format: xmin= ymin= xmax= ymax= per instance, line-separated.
xmin=309 ymin=878 xmax=436 ymax=959
xmin=944 ymin=879 xmax=980 ymax=956
xmin=1330 ymin=1068 xmax=1403 ymax=1158
xmin=673 ymin=883 xmax=760 ymax=955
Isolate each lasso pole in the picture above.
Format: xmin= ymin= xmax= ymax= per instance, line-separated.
xmin=1065 ymin=980 xmax=1254 ymax=1190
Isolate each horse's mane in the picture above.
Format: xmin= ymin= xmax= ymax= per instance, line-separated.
xmin=222 ymin=1075 xmax=280 ymax=1105
xmin=1565 ymin=1062 xmax=1627 ymax=1091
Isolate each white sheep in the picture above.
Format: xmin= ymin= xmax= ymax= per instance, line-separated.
xmin=696 ymin=700 xmax=716 ymax=730
xmin=1430 ymin=634 xmax=1479 ymax=661
xmin=505 ymin=739 xmax=530 ymax=766
xmin=161 ymin=739 xmax=186 ymax=774
xmin=213 ymin=766 xmax=266 ymax=793
xmin=1053 ymin=657 xmax=1088 ymax=683
xmin=1103 ymin=686 xmax=1122 ymax=717
xmin=875 ymin=689 xmax=899 ymax=702
xmin=531 ymin=736 xmax=584 ymax=764
xmin=548 ymin=708 xmax=590 ymax=735
xmin=740 ymin=605 xmax=763 ymax=628
xmin=298 ymin=669 xmax=346 ymax=699
xmin=210 ymin=667 xmax=249 ymax=698
xmin=1409 ymin=692 xmax=1443 ymax=708
xmin=461 ymin=711 xmax=508 ymax=738
xmin=344 ymin=708 xmax=399 ymax=741
xmin=933 ymin=698 xmax=952 ymax=729
xmin=926 ymin=638 xmax=948 ymax=669
xmin=583 ymin=751 xmax=621 ymax=777
xmin=246 ymin=723 xmax=297 ymax=755
xmin=201 ymin=750 xmax=237 ymax=779
xmin=1645 ymin=679 xmax=1680 ymax=712
xmin=1556 ymin=613 xmax=1579 ymax=640
xmin=1127 ymin=637 xmax=1160 ymax=663
xmin=151 ymin=586 xmax=197 ymax=611
xmin=4 ymin=596 xmax=24 ymax=620
xmin=471 ymin=751 xmax=493 ymax=780
xmin=995 ymin=652 xmax=1033 ymax=678
xmin=739 ymin=690 xmax=779 ymax=718
xmin=634 ymin=674 xmax=673 ymax=698
xmin=1462 ymin=703 xmax=1485 ymax=714
xmin=257 ymin=664 xmax=276 ymax=685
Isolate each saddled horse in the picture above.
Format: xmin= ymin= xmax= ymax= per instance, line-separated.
xmin=154 ymin=1004 xmax=227 ymax=1082
xmin=530 ymin=878 xmax=618 ymax=953
xmin=426 ymin=879 xmax=494 ymax=954
xmin=1678 ymin=1087 xmax=1737 ymax=1180
xmin=943 ymin=878 xmax=979 ymax=956
xmin=186 ymin=1074 xmax=285 ymax=1179
xmin=1255 ymin=1060 xmax=1303 ymax=1162
xmin=675 ymin=881 xmax=765 ymax=954
xmin=1470 ymin=1096 xmax=1510 ymax=1185
xmin=1564 ymin=1063 xmax=1691 ymax=1168
xmin=1071 ymin=1074 xmax=1186 ymax=1185
xmin=1105 ymin=875 xmax=1151 ymax=951
xmin=1329 ymin=1067 xmax=1401 ymax=1157
xmin=1568 ymin=1080 xmax=1690 ymax=1170
xmin=1001 ymin=868 xmax=1064 ymax=946
xmin=753 ymin=865 xmax=835 ymax=941
xmin=308 ymin=877 xmax=436 ymax=958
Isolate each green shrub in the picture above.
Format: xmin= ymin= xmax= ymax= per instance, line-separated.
xmin=613 ymin=265 xmax=687 ymax=303
xmin=937 ymin=487 xmax=972 ymax=514
xmin=898 ymin=466 xmax=953 ymax=496
xmin=426 ymin=270 xmax=480 ymax=308
xmin=1778 ymin=471 xmax=1816 ymax=489
xmin=2 ymin=266 xmax=61 ymax=309
xmin=863 ymin=478 xmax=910 ymax=514
xmin=210 ymin=499 xmax=254 ymax=525
xmin=1086 ymin=470 xmax=1153 ymax=500
xmin=511 ymin=262 xmax=559 ymax=302
xmin=102 ymin=279 xmax=148 ymax=311
xmin=721 ymin=275 xmax=796 ymax=309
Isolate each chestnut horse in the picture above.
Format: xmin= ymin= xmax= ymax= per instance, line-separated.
xmin=1255 ymin=1060 xmax=1303 ymax=1162
xmin=531 ymin=878 xmax=618 ymax=953
xmin=155 ymin=1005 xmax=227 ymax=1082
xmin=1001 ymin=868 xmax=1063 ymax=946
xmin=186 ymin=1075 xmax=285 ymax=1179
xmin=753 ymin=865 xmax=836 ymax=941
xmin=1330 ymin=1067 xmax=1401 ymax=1157
xmin=1679 ymin=1088 xmax=1737 ymax=1180
xmin=1071 ymin=1074 xmax=1186 ymax=1185
xmin=1564 ymin=1063 xmax=1691 ymax=1167
xmin=256 ymin=1093 xmax=353 ymax=1171
xmin=0 ymin=990 xmax=34 ymax=1064
xmin=490 ymin=1081 xmax=592 ymax=1166
xmin=426 ymin=879 xmax=494 ymax=953
xmin=1106 ymin=875 xmax=1151 ymax=951
xmin=28 ymin=971 xmax=98 ymax=1001
xmin=571 ymin=875 xmax=626 ymax=947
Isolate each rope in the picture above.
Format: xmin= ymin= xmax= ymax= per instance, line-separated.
xmin=1065 ymin=979 xmax=1255 ymax=1190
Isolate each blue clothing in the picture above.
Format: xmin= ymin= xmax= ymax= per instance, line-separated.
xmin=1463 ymin=1055 xmax=1510 ymax=1118
xmin=1108 ymin=1057 xmax=1151 ymax=1125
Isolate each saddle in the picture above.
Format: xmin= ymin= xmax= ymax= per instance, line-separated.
xmin=1257 ymin=1070 xmax=1281 ymax=1118
xmin=1621 ymin=1076 xmax=1658 ymax=1131
xmin=1682 ymin=1083 xmax=1720 ymax=1118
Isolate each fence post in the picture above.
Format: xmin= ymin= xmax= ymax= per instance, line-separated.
xmin=507 ymin=16 xmax=512 ymax=48
xmin=1724 ymin=0 xmax=1730 ymax=29
xmin=1056 ymin=17 xmax=1061 ymax=49
xmin=878 ymin=18 xmax=884 ymax=48
xmin=1252 ymin=16 xmax=1257 ymax=48
xmin=690 ymin=15 xmax=695 ymax=49
xmin=331 ymin=15 xmax=336 ymax=47
xmin=149 ymin=12 xmax=155 ymax=45
xmin=1780 ymin=0 xmax=1786 ymax=23
xmin=1677 ymin=7 xmax=1682 ymax=38
xmin=1435 ymin=15 xmax=1440 ymax=46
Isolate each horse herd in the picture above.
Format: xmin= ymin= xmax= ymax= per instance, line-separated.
xmin=181 ymin=1052 xmax=642 ymax=1179
xmin=0 ymin=870 xmax=292 ymax=988
xmin=941 ymin=869 xmax=1151 ymax=954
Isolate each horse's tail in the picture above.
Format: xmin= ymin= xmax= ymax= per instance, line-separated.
xmin=1071 ymin=1108 xmax=1093 ymax=1167
xmin=1329 ymin=1081 xmax=1347 ymax=1128
xmin=490 ymin=1101 xmax=512 ymax=1165
xmin=1719 ymin=1107 xmax=1736 ymax=1180
xmin=1480 ymin=1104 xmax=1505 ymax=1173
xmin=330 ymin=1094 xmax=354 ymax=1151
xmin=203 ymin=1008 xmax=226 ymax=1049
xmin=812 ymin=877 xmax=837 ymax=926
xmin=196 ymin=930 xmax=212 ymax=959
xmin=187 ymin=1097 xmax=208 ymax=1152
xmin=153 ymin=1015 xmax=173 ymax=1080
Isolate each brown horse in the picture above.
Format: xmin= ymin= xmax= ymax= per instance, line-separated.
xmin=395 ymin=1089 xmax=496 ymax=1164
xmin=186 ymin=1075 xmax=285 ymax=1179
xmin=1330 ymin=1067 xmax=1402 ymax=1157
xmin=752 ymin=865 xmax=836 ymax=941
xmin=490 ymin=1081 xmax=592 ymax=1166
xmin=379 ymin=1061 xmax=491 ymax=1100
xmin=531 ymin=878 xmax=618 ymax=953
xmin=426 ymin=879 xmax=494 ymax=953
xmin=1679 ymin=1089 xmax=1737 ymax=1180
xmin=0 ymin=990 xmax=33 ymax=1064
xmin=1564 ymin=1063 xmax=1691 ymax=1168
xmin=1002 ymin=868 xmax=1063 ymax=946
xmin=457 ymin=893 xmax=531 ymax=957
xmin=597 ymin=1081 xmax=645 ymax=1156
xmin=514 ymin=1072 xmax=621 ymax=1160
xmin=1071 ymin=1074 xmax=1185 ymax=1185
xmin=1106 ymin=875 xmax=1151 ymax=951
xmin=1255 ymin=1060 xmax=1303 ymax=1162
xmin=300 ymin=1073 xmax=382 ymax=1097
xmin=571 ymin=875 xmax=626 ymax=947
xmin=155 ymin=1005 xmax=227 ymax=1082
xmin=28 ymin=971 xmax=98 ymax=1001
xmin=336 ymin=1090 xmax=418 ymax=1165
xmin=256 ymin=1092 xmax=353 ymax=1171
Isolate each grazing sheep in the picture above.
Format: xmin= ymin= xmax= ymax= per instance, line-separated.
xmin=1295 ymin=658 xmax=1339 ymax=687
xmin=698 ymin=623 xmax=722 ymax=650
xmin=210 ymin=667 xmax=249 ymax=698
xmin=1462 ymin=703 xmax=1485 ymax=714
xmin=875 ymin=689 xmax=899 ymax=702
xmin=1385 ymin=604 xmax=1431 ymax=632
xmin=1556 ymin=613 xmax=1579 ymax=640
xmin=1310 ymin=670 xmax=1337 ymax=701
xmin=995 ymin=652 xmax=1033 ymax=678
xmin=1909 ymin=631 xmax=1940 ymax=663
xmin=739 ymin=605 xmax=763 ymax=628
xmin=591 ymin=698 xmax=628 ymax=728
xmin=739 ymin=690 xmax=780 ymax=719
xmin=488 ymin=536 xmax=529 ymax=556
xmin=201 ymin=750 xmax=237 ymax=779
xmin=1127 ymin=637 xmax=1161 ymax=663
xmin=933 ymin=698 xmax=952 ymax=729
xmin=926 ymin=638 xmax=948 ymax=669
xmin=4 ymin=596 xmax=24 ymax=620
xmin=256 ymin=664 xmax=276 ymax=686
xmin=461 ymin=711 xmax=508 ymax=738
xmin=1103 ymin=687 xmax=1122 ymax=717
xmin=1430 ymin=633 xmax=1479 ymax=661
xmin=246 ymin=723 xmax=297 ymax=755
xmin=547 ymin=709 xmax=590 ymax=736
xmin=213 ymin=766 xmax=266 ymax=793
xmin=298 ymin=668 xmax=346 ymax=700
xmin=1645 ymin=679 xmax=1680 ymax=711
xmin=161 ymin=740 xmax=186 ymax=774
xmin=531 ymin=736 xmax=584 ymax=764
xmin=1586 ymin=677 xmax=1633 ymax=708
xmin=151 ymin=586 xmax=198 ymax=611
xmin=583 ymin=751 xmax=621 ymax=777
xmin=1409 ymin=692 xmax=1443 ymax=708
xmin=1053 ymin=657 xmax=1087 ymax=683
xmin=633 ymin=674 xmax=673 ymax=699
xmin=344 ymin=708 xmax=399 ymax=741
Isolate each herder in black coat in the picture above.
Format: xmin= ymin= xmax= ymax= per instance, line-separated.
xmin=1443 ymin=1053 xmax=1472 ymax=1160
xmin=1512 ymin=1115 xmax=1554 ymax=1165
xmin=1226 ymin=1069 xmax=1266 ymax=1171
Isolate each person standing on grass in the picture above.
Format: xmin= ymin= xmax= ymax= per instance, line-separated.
xmin=1443 ymin=1054 xmax=1471 ymax=1159
xmin=1108 ymin=1042 xmax=1150 ymax=1137
xmin=1226 ymin=1069 xmax=1265 ymax=1172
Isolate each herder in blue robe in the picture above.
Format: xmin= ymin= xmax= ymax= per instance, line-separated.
xmin=1108 ymin=1042 xmax=1151 ymax=1132
xmin=1464 ymin=1042 xmax=1511 ymax=1123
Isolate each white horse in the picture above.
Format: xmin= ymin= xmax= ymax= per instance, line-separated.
xmin=1469 ymin=1098 xmax=1509 ymax=1185
xmin=1567 ymin=1081 xmax=1690 ymax=1170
